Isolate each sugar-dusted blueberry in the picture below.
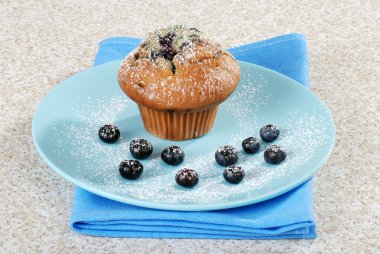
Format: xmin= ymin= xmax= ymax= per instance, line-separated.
xmin=175 ymin=168 xmax=199 ymax=188
xmin=129 ymin=138 xmax=153 ymax=159
xmin=223 ymin=165 xmax=245 ymax=184
xmin=215 ymin=145 xmax=239 ymax=166
xmin=260 ymin=124 xmax=280 ymax=142
xmin=159 ymin=32 xmax=176 ymax=60
xmin=119 ymin=160 xmax=143 ymax=180
xmin=159 ymin=32 xmax=176 ymax=47
xmin=264 ymin=145 xmax=286 ymax=164
xmin=242 ymin=137 xmax=261 ymax=154
xmin=98 ymin=124 xmax=120 ymax=143
xmin=161 ymin=146 xmax=185 ymax=166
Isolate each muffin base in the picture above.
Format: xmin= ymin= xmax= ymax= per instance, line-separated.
xmin=138 ymin=105 xmax=218 ymax=140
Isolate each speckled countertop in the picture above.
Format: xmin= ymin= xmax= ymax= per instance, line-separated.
xmin=0 ymin=0 xmax=379 ymax=253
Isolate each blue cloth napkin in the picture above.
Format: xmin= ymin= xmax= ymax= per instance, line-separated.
xmin=71 ymin=34 xmax=316 ymax=239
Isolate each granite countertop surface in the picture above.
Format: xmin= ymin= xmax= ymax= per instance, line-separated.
xmin=0 ymin=0 xmax=379 ymax=253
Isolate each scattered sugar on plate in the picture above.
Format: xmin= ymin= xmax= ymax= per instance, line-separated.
xmin=48 ymin=74 xmax=333 ymax=205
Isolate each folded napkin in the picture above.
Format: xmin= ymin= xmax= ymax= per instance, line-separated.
xmin=71 ymin=34 xmax=316 ymax=239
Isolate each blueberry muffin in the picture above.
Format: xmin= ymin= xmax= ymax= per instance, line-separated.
xmin=118 ymin=25 xmax=240 ymax=140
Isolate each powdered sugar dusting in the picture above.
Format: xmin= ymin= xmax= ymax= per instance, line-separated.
xmin=49 ymin=95 xmax=132 ymax=176
xmin=76 ymin=95 xmax=129 ymax=124
xmin=49 ymin=74 xmax=333 ymax=206
xmin=224 ymin=73 xmax=271 ymax=129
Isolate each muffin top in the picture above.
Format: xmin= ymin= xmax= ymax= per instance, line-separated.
xmin=118 ymin=25 xmax=240 ymax=111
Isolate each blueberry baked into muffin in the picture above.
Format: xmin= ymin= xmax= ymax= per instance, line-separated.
xmin=118 ymin=25 xmax=240 ymax=140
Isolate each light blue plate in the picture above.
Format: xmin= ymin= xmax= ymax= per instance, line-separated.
xmin=32 ymin=61 xmax=335 ymax=211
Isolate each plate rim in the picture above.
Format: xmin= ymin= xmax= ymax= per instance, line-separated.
xmin=32 ymin=60 xmax=336 ymax=211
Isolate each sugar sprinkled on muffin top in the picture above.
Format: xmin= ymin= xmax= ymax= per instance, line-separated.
xmin=142 ymin=25 xmax=203 ymax=60
xmin=135 ymin=25 xmax=222 ymax=73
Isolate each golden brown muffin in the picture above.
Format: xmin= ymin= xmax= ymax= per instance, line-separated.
xmin=118 ymin=25 xmax=240 ymax=140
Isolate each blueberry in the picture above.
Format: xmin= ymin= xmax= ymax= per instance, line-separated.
xmin=189 ymin=27 xmax=200 ymax=32
xmin=161 ymin=146 xmax=185 ymax=165
xmin=129 ymin=138 xmax=153 ymax=159
xmin=98 ymin=124 xmax=120 ymax=143
xmin=264 ymin=145 xmax=286 ymax=164
xmin=215 ymin=145 xmax=239 ymax=166
xmin=159 ymin=32 xmax=176 ymax=47
xmin=242 ymin=137 xmax=261 ymax=154
xmin=260 ymin=124 xmax=280 ymax=142
xmin=159 ymin=32 xmax=176 ymax=60
xmin=162 ymin=49 xmax=175 ymax=60
xmin=119 ymin=160 xmax=143 ymax=180
xmin=223 ymin=165 xmax=245 ymax=184
xmin=175 ymin=168 xmax=199 ymax=188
